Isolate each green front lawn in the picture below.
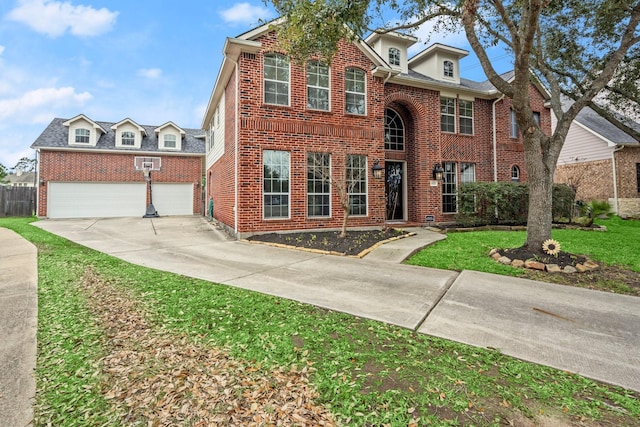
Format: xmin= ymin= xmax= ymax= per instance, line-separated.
xmin=2 ymin=217 xmax=639 ymax=426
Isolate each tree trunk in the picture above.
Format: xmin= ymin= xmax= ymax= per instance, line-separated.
xmin=523 ymin=134 xmax=554 ymax=253
xmin=340 ymin=208 xmax=349 ymax=238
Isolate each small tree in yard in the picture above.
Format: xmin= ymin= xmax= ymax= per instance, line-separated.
xmin=308 ymin=152 xmax=368 ymax=238
xmin=270 ymin=0 xmax=640 ymax=255
xmin=0 ymin=163 xmax=8 ymax=184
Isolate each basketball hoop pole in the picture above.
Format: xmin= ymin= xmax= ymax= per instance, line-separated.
xmin=142 ymin=167 xmax=159 ymax=218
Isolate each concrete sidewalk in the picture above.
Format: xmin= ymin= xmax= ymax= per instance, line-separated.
xmin=0 ymin=227 xmax=37 ymax=427
xmin=3 ymin=215 xmax=639 ymax=425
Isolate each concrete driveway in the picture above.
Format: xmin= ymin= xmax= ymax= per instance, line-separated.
xmin=32 ymin=216 xmax=640 ymax=392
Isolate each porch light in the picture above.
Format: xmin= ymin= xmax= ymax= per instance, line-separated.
xmin=432 ymin=163 xmax=445 ymax=181
xmin=142 ymin=167 xmax=159 ymax=218
xmin=371 ymin=160 xmax=384 ymax=179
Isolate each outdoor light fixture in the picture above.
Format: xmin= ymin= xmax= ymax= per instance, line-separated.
xmin=39 ymin=179 xmax=45 ymax=186
xmin=371 ymin=160 xmax=384 ymax=179
xmin=432 ymin=163 xmax=445 ymax=181
xmin=142 ymin=167 xmax=159 ymax=218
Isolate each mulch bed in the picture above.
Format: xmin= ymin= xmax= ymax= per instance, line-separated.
xmin=246 ymin=228 xmax=410 ymax=256
xmin=496 ymin=247 xmax=588 ymax=268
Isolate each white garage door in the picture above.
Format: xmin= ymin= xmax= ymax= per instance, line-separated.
xmin=48 ymin=182 xmax=146 ymax=219
xmin=152 ymin=183 xmax=194 ymax=216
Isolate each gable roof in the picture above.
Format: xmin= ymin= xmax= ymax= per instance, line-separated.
xmin=62 ymin=114 xmax=107 ymax=133
xmin=155 ymin=121 xmax=186 ymax=135
xmin=32 ymin=117 xmax=205 ymax=155
xmin=561 ymin=97 xmax=640 ymax=145
xmin=110 ymin=118 xmax=148 ymax=136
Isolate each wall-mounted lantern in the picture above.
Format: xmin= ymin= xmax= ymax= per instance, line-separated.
xmin=432 ymin=163 xmax=445 ymax=181
xmin=371 ymin=160 xmax=384 ymax=179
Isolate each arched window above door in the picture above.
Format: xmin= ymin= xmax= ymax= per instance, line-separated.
xmin=385 ymin=108 xmax=405 ymax=151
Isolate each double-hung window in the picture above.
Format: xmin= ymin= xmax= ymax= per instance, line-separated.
xmin=347 ymin=154 xmax=367 ymax=215
xmin=263 ymin=150 xmax=290 ymax=219
xmin=307 ymin=152 xmax=331 ymax=217
xmin=345 ymin=68 xmax=366 ymax=115
xmin=75 ymin=128 xmax=90 ymax=143
xmin=264 ymin=53 xmax=289 ymax=106
xmin=307 ymin=61 xmax=330 ymax=111
xmin=441 ymin=97 xmax=456 ymax=133
xmin=443 ymin=60 xmax=454 ymax=78
xmin=164 ymin=134 xmax=177 ymax=149
xmin=442 ymin=162 xmax=457 ymax=213
xmin=121 ymin=131 xmax=135 ymax=146
xmin=459 ymin=100 xmax=474 ymax=135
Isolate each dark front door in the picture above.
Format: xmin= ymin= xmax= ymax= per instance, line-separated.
xmin=386 ymin=161 xmax=404 ymax=221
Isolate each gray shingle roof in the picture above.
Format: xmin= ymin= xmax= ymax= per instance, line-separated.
xmin=31 ymin=118 xmax=206 ymax=154
xmin=403 ymin=69 xmax=514 ymax=94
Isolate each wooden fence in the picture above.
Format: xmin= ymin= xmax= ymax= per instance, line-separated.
xmin=0 ymin=186 xmax=36 ymax=217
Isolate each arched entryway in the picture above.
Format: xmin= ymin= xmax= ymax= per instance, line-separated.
xmin=384 ymin=108 xmax=407 ymax=221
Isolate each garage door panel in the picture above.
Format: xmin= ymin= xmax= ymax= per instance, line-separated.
xmin=48 ymin=182 xmax=146 ymax=219
xmin=152 ymin=183 xmax=193 ymax=216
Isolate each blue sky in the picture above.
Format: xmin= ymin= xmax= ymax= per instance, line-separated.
xmin=0 ymin=0 xmax=512 ymax=169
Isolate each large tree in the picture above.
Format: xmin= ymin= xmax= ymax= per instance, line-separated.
xmin=269 ymin=0 xmax=640 ymax=253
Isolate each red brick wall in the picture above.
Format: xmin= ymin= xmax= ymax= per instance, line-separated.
xmin=614 ymin=147 xmax=640 ymax=198
xmin=209 ymin=30 xmax=551 ymax=232
xmin=38 ymin=150 xmax=203 ymax=216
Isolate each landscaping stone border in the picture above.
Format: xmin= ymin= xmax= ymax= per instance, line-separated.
xmin=489 ymin=248 xmax=600 ymax=274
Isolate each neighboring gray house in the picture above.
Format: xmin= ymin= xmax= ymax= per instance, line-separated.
xmin=3 ymin=170 xmax=36 ymax=187
xmin=554 ymin=103 xmax=640 ymax=218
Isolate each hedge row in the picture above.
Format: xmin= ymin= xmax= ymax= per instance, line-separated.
xmin=455 ymin=182 xmax=575 ymax=227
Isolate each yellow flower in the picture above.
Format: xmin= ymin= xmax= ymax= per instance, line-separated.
xmin=542 ymin=239 xmax=561 ymax=256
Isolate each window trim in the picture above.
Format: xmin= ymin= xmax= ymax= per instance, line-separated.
xmin=443 ymin=60 xmax=454 ymax=78
xmin=389 ymin=47 xmax=400 ymax=66
xmin=440 ymin=97 xmax=456 ymax=133
xmin=306 ymin=61 xmax=330 ymax=111
xmin=346 ymin=154 xmax=368 ymax=216
xmin=75 ymin=128 xmax=90 ymax=144
xmin=307 ymin=152 xmax=331 ymax=218
xmin=163 ymin=134 xmax=177 ymax=149
xmin=345 ymin=67 xmax=366 ymax=115
xmin=263 ymin=150 xmax=290 ymax=220
xmin=459 ymin=100 xmax=474 ymax=135
xmin=512 ymin=165 xmax=521 ymax=182
xmin=121 ymin=131 xmax=136 ymax=146
xmin=510 ymin=109 xmax=519 ymax=139
xmin=263 ymin=53 xmax=290 ymax=107
xmin=442 ymin=161 xmax=458 ymax=214
xmin=385 ymin=108 xmax=405 ymax=151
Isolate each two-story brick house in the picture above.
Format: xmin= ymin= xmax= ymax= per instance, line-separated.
xmin=203 ymin=21 xmax=551 ymax=237
xmin=32 ymin=114 xmax=205 ymax=218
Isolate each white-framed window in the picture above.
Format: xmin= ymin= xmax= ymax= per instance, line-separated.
xmin=444 ymin=60 xmax=454 ymax=78
xmin=459 ymin=100 xmax=474 ymax=135
xmin=510 ymin=109 xmax=519 ymax=138
xmin=461 ymin=162 xmax=476 ymax=184
xmin=512 ymin=165 xmax=521 ymax=182
xmin=533 ymin=111 xmax=541 ymax=126
xmin=441 ymin=97 xmax=456 ymax=133
xmin=121 ymin=131 xmax=135 ymax=146
xmin=389 ymin=47 xmax=400 ymax=66
xmin=307 ymin=61 xmax=330 ymax=111
xmin=307 ymin=152 xmax=331 ymax=217
xmin=385 ymin=108 xmax=404 ymax=151
xmin=75 ymin=128 xmax=90 ymax=143
xmin=263 ymin=150 xmax=290 ymax=219
xmin=345 ymin=67 xmax=366 ymax=115
xmin=347 ymin=154 xmax=367 ymax=216
xmin=264 ymin=53 xmax=290 ymax=106
xmin=163 ymin=134 xmax=177 ymax=149
xmin=442 ymin=162 xmax=457 ymax=213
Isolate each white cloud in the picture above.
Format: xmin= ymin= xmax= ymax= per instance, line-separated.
xmin=7 ymin=0 xmax=118 ymax=37
xmin=0 ymin=86 xmax=92 ymax=123
xmin=407 ymin=18 xmax=468 ymax=57
xmin=220 ymin=2 xmax=273 ymax=25
xmin=137 ymin=68 xmax=162 ymax=79
xmin=0 ymin=45 xmax=5 ymax=55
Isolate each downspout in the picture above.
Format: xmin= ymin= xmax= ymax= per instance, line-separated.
xmin=612 ymin=145 xmax=624 ymax=215
xmin=225 ymin=55 xmax=240 ymax=237
xmin=492 ymin=94 xmax=505 ymax=182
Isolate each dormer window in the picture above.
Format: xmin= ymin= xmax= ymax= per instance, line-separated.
xmin=389 ymin=47 xmax=400 ymax=66
xmin=75 ymin=128 xmax=90 ymax=143
xmin=443 ymin=60 xmax=454 ymax=78
xmin=163 ymin=134 xmax=177 ymax=149
xmin=121 ymin=131 xmax=135 ymax=146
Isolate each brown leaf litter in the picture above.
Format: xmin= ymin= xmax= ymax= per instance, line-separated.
xmin=81 ymin=267 xmax=337 ymax=426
